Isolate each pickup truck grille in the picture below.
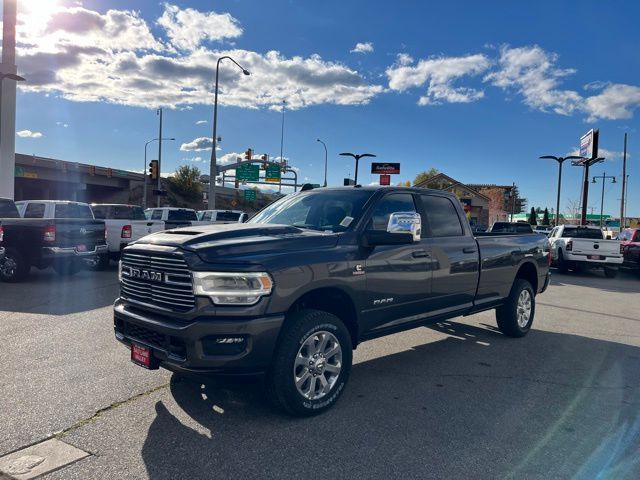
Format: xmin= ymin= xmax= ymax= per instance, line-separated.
xmin=120 ymin=252 xmax=195 ymax=312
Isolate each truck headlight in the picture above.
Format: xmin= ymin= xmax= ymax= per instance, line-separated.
xmin=192 ymin=272 xmax=273 ymax=305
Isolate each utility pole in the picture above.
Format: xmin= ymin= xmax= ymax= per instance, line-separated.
xmin=279 ymin=100 xmax=285 ymax=194
xmin=156 ymin=108 xmax=163 ymax=207
xmin=620 ymin=133 xmax=628 ymax=229
xmin=0 ymin=0 xmax=18 ymax=199
xmin=592 ymin=172 xmax=616 ymax=228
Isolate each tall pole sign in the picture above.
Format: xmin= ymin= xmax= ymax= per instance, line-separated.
xmin=573 ymin=129 xmax=601 ymax=225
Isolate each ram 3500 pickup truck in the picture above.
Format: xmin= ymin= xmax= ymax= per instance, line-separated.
xmin=0 ymin=199 xmax=107 ymax=281
xmin=114 ymin=187 xmax=550 ymax=416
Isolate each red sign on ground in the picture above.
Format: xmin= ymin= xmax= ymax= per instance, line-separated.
xmin=380 ymin=174 xmax=390 ymax=185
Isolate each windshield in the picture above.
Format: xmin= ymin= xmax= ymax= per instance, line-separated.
xmin=249 ymin=190 xmax=374 ymax=232
xmin=562 ymin=227 xmax=604 ymax=239
xmin=168 ymin=209 xmax=197 ymax=221
xmin=491 ymin=222 xmax=533 ymax=233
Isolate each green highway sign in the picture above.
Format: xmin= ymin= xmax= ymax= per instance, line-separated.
xmin=244 ymin=189 xmax=257 ymax=201
xmin=236 ymin=164 xmax=259 ymax=182
xmin=265 ymin=164 xmax=281 ymax=183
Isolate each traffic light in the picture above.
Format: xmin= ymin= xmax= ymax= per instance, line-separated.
xmin=149 ymin=160 xmax=158 ymax=180
xmin=245 ymin=149 xmax=253 ymax=161
xmin=261 ymin=154 xmax=268 ymax=169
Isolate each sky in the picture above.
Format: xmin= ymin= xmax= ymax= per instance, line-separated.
xmin=9 ymin=0 xmax=640 ymax=217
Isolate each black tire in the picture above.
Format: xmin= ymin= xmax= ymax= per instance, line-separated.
xmin=0 ymin=248 xmax=30 ymax=282
xmin=495 ymin=279 xmax=536 ymax=338
xmin=604 ymin=267 xmax=618 ymax=278
xmin=53 ymin=260 xmax=83 ymax=276
xmin=266 ymin=309 xmax=352 ymax=416
xmin=557 ymin=250 xmax=568 ymax=273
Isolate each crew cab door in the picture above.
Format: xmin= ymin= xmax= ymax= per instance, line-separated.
xmin=419 ymin=194 xmax=480 ymax=314
xmin=362 ymin=193 xmax=432 ymax=332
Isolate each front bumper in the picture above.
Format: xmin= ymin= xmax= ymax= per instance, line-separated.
xmin=113 ymin=299 xmax=285 ymax=375
xmin=43 ymin=244 xmax=108 ymax=260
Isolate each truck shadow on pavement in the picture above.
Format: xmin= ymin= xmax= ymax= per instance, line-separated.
xmin=141 ymin=321 xmax=640 ymax=480
xmin=550 ymin=268 xmax=640 ymax=294
xmin=0 ymin=267 xmax=119 ymax=315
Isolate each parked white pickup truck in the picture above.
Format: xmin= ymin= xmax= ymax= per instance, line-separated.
xmin=549 ymin=225 xmax=623 ymax=277
xmin=196 ymin=209 xmax=249 ymax=223
xmin=91 ymin=204 xmax=164 ymax=268
xmin=144 ymin=207 xmax=212 ymax=229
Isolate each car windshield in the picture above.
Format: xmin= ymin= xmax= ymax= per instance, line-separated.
xmin=491 ymin=223 xmax=533 ymax=233
xmin=561 ymin=227 xmax=604 ymax=239
xmin=249 ymin=189 xmax=374 ymax=232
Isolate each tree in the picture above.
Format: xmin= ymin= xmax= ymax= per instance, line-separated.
xmin=528 ymin=207 xmax=538 ymax=225
xmin=542 ymin=208 xmax=550 ymax=225
xmin=413 ymin=168 xmax=440 ymax=186
xmin=168 ymin=165 xmax=203 ymax=203
xmin=566 ymin=198 xmax=581 ymax=223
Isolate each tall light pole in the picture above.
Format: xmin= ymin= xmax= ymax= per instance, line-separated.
xmin=317 ymin=138 xmax=328 ymax=187
xmin=0 ymin=0 xmax=20 ymax=199
xmin=143 ymin=137 xmax=174 ymax=208
xmin=592 ymin=172 xmax=616 ymax=227
xmin=572 ymin=156 xmax=605 ymax=225
xmin=279 ymin=100 xmax=285 ymax=194
xmin=339 ymin=152 xmax=376 ymax=185
xmin=620 ymin=133 xmax=628 ymax=230
xmin=539 ymin=155 xmax=583 ymax=226
xmin=209 ymin=56 xmax=250 ymax=209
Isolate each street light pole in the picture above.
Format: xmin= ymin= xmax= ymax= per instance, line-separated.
xmin=143 ymin=137 xmax=174 ymax=208
xmin=539 ymin=155 xmax=583 ymax=226
xmin=209 ymin=56 xmax=250 ymax=210
xmin=592 ymin=172 xmax=616 ymax=228
xmin=317 ymin=138 xmax=328 ymax=187
xmin=339 ymin=152 xmax=376 ymax=185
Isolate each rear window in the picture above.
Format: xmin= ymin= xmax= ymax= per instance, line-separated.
xmin=167 ymin=209 xmax=197 ymax=221
xmin=215 ymin=211 xmax=242 ymax=222
xmin=55 ymin=203 xmax=94 ymax=219
xmin=0 ymin=199 xmax=20 ymax=218
xmin=109 ymin=206 xmax=145 ymax=220
xmin=561 ymin=227 xmax=603 ymax=239
xmin=491 ymin=222 xmax=533 ymax=233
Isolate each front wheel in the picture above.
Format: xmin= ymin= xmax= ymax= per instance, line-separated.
xmin=556 ymin=250 xmax=569 ymax=273
xmin=266 ymin=309 xmax=352 ymax=416
xmin=496 ymin=279 xmax=536 ymax=338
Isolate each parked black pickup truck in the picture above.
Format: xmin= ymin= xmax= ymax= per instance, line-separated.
xmin=114 ymin=187 xmax=550 ymax=415
xmin=0 ymin=198 xmax=107 ymax=282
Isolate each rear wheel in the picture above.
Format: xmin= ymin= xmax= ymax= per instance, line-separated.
xmin=53 ymin=260 xmax=83 ymax=276
xmin=496 ymin=279 xmax=535 ymax=338
xmin=604 ymin=267 xmax=618 ymax=278
xmin=266 ymin=309 xmax=352 ymax=416
xmin=556 ymin=250 xmax=569 ymax=273
xmin=0 ymin=248 xmax=30 ymax=282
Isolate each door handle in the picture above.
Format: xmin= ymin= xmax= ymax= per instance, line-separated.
xmin=463 ymin=247 xmax=477 ymax=254
xmin=412 ymin=250 xmax=430 ymax=258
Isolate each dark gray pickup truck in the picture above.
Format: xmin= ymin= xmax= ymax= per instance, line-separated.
xmin=114 ymin=186 xmax=550 ymax=415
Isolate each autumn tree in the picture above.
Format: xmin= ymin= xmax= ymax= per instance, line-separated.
xmin=168 ymin=165 xmax=203 ymax=203
xmin=413 ymin=168 xmax=440 ymax=187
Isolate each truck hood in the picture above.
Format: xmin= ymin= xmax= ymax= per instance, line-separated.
xmin=133 ymin=223 xmax=339 ymax=263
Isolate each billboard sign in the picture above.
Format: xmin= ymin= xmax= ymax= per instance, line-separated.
xmin=580 ymin=129 xmax=599 ymax=159
xmin=371 ymin=163 xmax=400 ymax=175
xmin=380 ymin=174 xmax=390 ymax=185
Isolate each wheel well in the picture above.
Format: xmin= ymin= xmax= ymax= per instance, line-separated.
xmin=287 ymin=287 xmax=359 ymax=348
xmin=516 ymin=262 xmax=538 ymax=292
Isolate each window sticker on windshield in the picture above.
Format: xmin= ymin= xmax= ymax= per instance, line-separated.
xmin=340 ymin=216 xmax=354 ymax=227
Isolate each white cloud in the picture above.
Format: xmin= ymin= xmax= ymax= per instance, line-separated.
xmin=186 ymin=156 xmax=203 ymax=162
xmin=485 ymin=45 xmax=581 ymax=115
xmin=180 ymin=137 xmax=213 ymax=151
xmin=17 ymin=4 xmax=383 ymax=111
xmin=195 ymin=119 xmax=208 ymax=125
xmin=583 ymin=84 xmax=640 ymax=122
xmin=351 ymin=42 xmax=374 ymax=54
xmin=17 ymin=129 xmax=43 ymax=138
xmin=386 ymin=53 xmax=490 ymax=105
xmin=567 ymin=147 xmax=629 ymax=161
xmin=56 ymin=121 xmax=69 ymax=127
xmin=157 ymin=3 xmax=242 ymax=51
xmin=396 ymin=53 xmax=413 ymax=66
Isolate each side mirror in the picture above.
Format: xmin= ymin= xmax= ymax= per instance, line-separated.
xmin=387 ymin=212 xmax=421 ymax=241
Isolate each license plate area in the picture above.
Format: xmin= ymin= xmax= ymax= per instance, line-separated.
xmin=76 ymin=244 xmax=87 ymax=253
xmin=588 ymin=255 xmax=605 ymax=260
xmin=131 ymin=343 xmax=159 ymax=369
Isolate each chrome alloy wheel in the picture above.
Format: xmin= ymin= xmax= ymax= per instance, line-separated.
xmin=1 ymin=256 xmax=17 ymax=279
xmin=517 ymin=289 xmax=532 ymax=328
xmin=293 ymin=331 xmax=342 ymax=401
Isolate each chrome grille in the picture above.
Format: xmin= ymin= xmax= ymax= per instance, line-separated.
xmin=120 ymin=252 xmax=195 ymax=312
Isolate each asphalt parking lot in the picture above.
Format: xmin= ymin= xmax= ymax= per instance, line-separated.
xmin=1 ymin=266 xmax=639 ymax=479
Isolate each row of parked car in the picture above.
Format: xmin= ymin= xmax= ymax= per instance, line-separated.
xmin=0 ymin=198 xmax=248 ymax=282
